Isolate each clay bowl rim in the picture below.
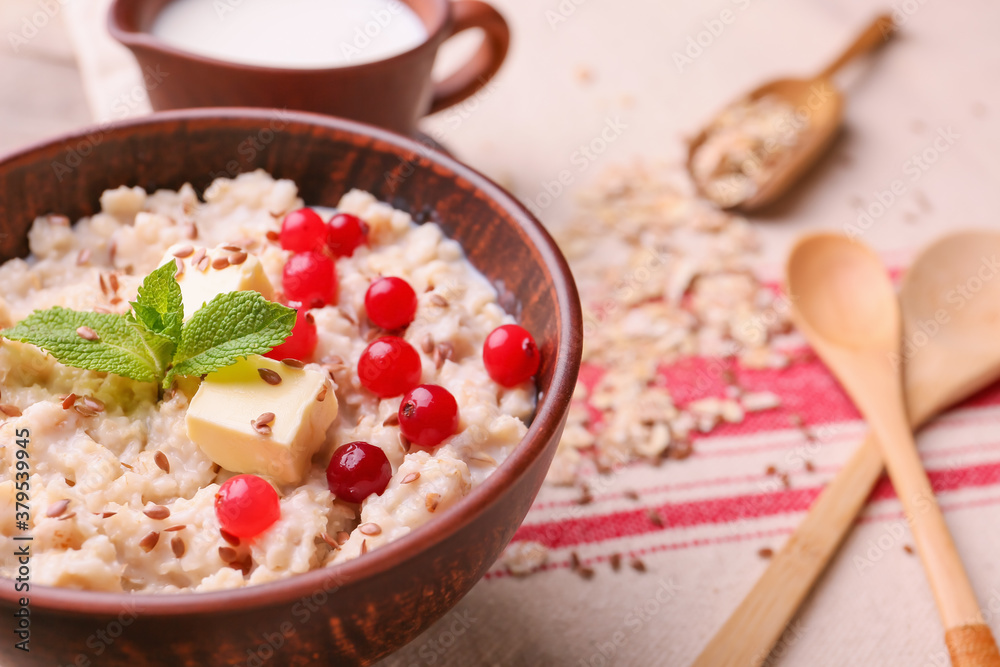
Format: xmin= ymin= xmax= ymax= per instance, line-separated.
xmin=107 ymin=0 xmax=451 ymax=76
xmin=0 ymin=107 xmax=583 ymax=617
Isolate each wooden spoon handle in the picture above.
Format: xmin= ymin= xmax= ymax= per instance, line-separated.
xmin=689 ymin=434 xmax=885 ymax=667
xmin=946 ymin=624 xmax=1000 ymax=667
xmin=819 ymin=13 xmax=896 ymax=80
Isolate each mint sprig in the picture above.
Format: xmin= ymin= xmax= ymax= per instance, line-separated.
xmin=1 ymin=261 xmax=296 ymax=390
xmin=165 ymin=291 xmax=296 ymax=389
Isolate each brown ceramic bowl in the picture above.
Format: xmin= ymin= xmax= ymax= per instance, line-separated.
xmin=0 ymin=108 xmax=581 ymax=666
xmin=108 ymin=0 xmax=510 ymax=136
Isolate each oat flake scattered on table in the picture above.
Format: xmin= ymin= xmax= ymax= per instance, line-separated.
xmin=547 ymin=161 xmax=791 ymax=486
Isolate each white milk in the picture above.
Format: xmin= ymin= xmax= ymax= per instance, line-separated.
xmin=152 ymin=0 xmax=428 ymax=69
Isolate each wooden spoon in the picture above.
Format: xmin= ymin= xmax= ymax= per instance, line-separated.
xmin=686 ymin=14 xmax=895 ymax=212
xmin=690 ymin=231 xmax=1000 ymax=667
xmin=787 ymin=234 xmax=1000 ymax=665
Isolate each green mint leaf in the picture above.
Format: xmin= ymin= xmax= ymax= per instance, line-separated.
xmin=130 ymin=261 xmax=183 ymax=345
xmin=164 ymin=291 xmax=295 ymax=389
xmin=0 ymin=307 xmax=162 ymax=384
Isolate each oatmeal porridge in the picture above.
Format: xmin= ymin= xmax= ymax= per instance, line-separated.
xmin=0 ymin=170 xmax=539 ymax=593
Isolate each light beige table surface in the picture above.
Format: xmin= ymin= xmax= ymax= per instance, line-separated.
xmin=4 ymin=2 xmax=1000 ymax=666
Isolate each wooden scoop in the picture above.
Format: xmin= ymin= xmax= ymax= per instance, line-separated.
xmin=686 ymin=14 xmax=895 ymax=212
xmin=691 ymin=231 xmax=1000 ymax=667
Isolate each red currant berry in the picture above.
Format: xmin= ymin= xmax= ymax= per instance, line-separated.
xmin=325 ymin=441 xmax=392 ymax=503
xmin=365 ymin=277 xmax=417 ymax=330
xmin=265 ymin=308 xmax=318 ymax=362
xmin=215 ymin=474 xmax=280 ymax=539
xmin=283 ymin=251 xmax=337 ymax=308
xmin=326 ymin=213 xmax=369 ymax=257
xmin=398 ymin=384 xmax=459 ymax=448
xmin=483 ymin=324 xmax=540 ymax=387
xmin=357 ymin=336 xmax=421 ymax=398
xmin=280 ymin=208 xmax=326 ymax=252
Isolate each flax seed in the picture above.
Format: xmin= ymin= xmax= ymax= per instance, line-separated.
xmin=171 ymin=537 xmax=186 ymax=558
xmin=139 ymin=532 xmax=160 ymax=552
xmin=401 ymin=472 xmax=420 ymax=484
xmin=425 ymin=493 xmax=441 ymax=512
xmin=211 ymin=257 xmax=230 ymax=270
xmin=46 ymin=499 xmax=69 ymax=518
xmin=359 ymin=523 xmax=382 ymax=536
xmin=154 ymin=451 xmax=170 ymax=473
xmin=81 ymin=396 xmax=105 ymax=412
xmin=76 ymin=326 xmax=100 ymax=341
xmin=74 ymin=404 xmax=98 ymax=418
xmin=144 ymin=505 xmax=170 ymax=520
xmin=257 ymin=368 xmax=282 ymax=385
xmin=172 ymin=245 xmax=194 ymax=258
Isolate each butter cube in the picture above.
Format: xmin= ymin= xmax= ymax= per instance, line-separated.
xmin=186 ymin=356 xmax=338 ymax=484
xmin=162 ymin=244 xmax=274 ymax=320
